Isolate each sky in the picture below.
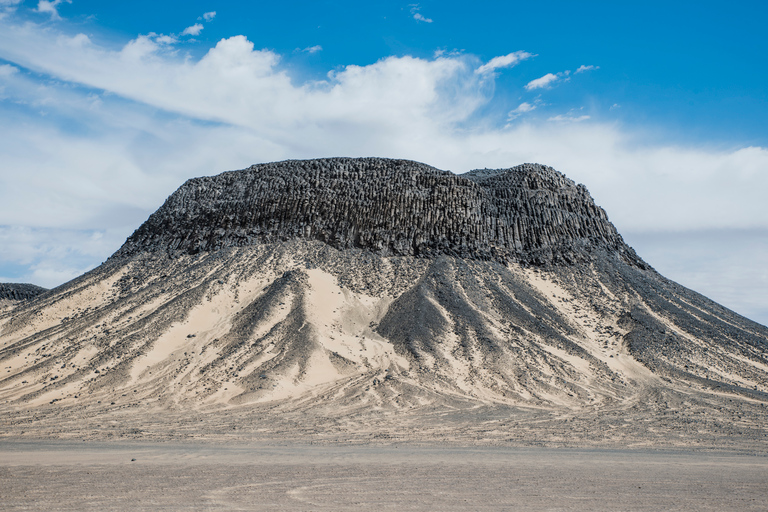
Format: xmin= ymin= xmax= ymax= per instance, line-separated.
xmin=0 ymin=0 xmax=766 ymax=325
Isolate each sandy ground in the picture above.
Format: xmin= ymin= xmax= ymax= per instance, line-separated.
xmin=1 ymin=441 xmax=767 ymax=511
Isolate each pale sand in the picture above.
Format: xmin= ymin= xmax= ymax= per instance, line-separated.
xmin=1 ymin=441 xmax=767 ymax=511
xmin=3 ymin=244 xmax=767 ymax=414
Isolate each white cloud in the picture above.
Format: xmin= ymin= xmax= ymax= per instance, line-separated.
xmin=525 ymin=72 xmax=565 ymax=90
xmin=154 ymin=34 xmax=177 ymax=45
xmin=0 ymin=225 xmax=130 ymax=287
xmin=410 ymin=4 xmax=432 ymax=23
xmin=182 ymin=23 xmax=204 ymax=36
xmin=0 ymin=63 xmax=18 ymax=76
xmin=514 ymin=102 xmax=535 ymax=113
xmin=475 ymin=51 xmax=534 ymax=74
xmin=548 ymin=114 xmax=590 ymax=122
xmin=0 ymin=0 xmax=22 ymax=17
xmin=201 ymin=11 xmax=216 ymax=22
xmin=35 ymin=0 xmax=71 ymax=20
xmin=507 ymin=101 xmax=536 ymax=120
xmin=525 ymin=67 xmax=593 ymax=90
xmin=575 ymin=64 xmax=598 ymax=73
xmin=302 ymin=45 xmax=322 ymax=54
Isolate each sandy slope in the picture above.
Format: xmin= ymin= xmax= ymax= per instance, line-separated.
xmin=1 ymin=240 xmax=767 ymax=449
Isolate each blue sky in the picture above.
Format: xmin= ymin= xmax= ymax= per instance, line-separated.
xmin=23 ymin=0 xmax=765 ymax=144
xmin=0 ymin=0 xmax=766 ymax=324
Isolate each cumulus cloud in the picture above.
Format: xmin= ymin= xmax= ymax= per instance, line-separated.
xmin=201 ymin=11 xmax=216 ymax=22
xmin=0 ymin=16 xmax=767 ymax=321
xmin=0 ymin=23 xmax=482 ymax=137
xmin=154 ymin=34 xmax=177 ymax=45
xmin=475 ymin=51 xmax=534 ymax=74
xmin=182 ymin=23 xmax=204 ymax=36
xmin=34 ymin=0 xmax=71 ymax=20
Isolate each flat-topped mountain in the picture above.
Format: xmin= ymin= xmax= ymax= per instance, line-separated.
xmin=1 ymin=158 xmax=766 ymax=448
xmin=115 ymin=158 xmax=643 ymax=267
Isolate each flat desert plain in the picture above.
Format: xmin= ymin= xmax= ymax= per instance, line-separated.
xmin=1 ymin=441 xmax=767 ymax=511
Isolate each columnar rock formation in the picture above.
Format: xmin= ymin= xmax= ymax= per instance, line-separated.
xmin=115 ymin=158 xmax=644 ymax=267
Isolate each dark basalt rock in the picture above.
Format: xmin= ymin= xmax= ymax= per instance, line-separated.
xmin=0 ymin=283 xmax=47 ymax=302
xmin=114 ymin=158 xmax=646 ymax=267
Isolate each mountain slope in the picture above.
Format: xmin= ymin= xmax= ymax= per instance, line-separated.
xmin=1 ymin=158 xmax=766 ymax=447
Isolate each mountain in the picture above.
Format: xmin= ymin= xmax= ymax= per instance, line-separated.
xmin=1 ymin=158 xmax=766 ymax=448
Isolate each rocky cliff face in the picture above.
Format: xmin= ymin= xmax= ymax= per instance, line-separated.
xmin=114 ymin=158 xmax=644 ymax=267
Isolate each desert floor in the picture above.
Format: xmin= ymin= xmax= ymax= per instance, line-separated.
xmin=1 ymin=441 xmax=767 ymax=511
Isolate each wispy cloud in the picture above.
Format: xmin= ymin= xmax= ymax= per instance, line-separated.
xmin=575 ymin=64 xmax=598 ymax=73
xmin=199 ymin=11 xmax=216 ymax=22
xmin=0 ymin=0 xmax=23 ymax=18
xmin=548 ymin=114 xmax=590 ymax=122
xmin=409 ymin=4 xmax=433 ymax=23
xmin=301 ymin=45 xmax=322 ymax=54
xmin=34 ymin=0 xmax=71 ymax=20
xmin=524 ymin=66 xmax=594 ymax=90
xmin=507 ymin=101 xmax=537 ymax=120
xmin=525 ymin=71 xmax=569 ymax=90
xmin=475 ymin=51 xmax=534 ymax=74
xmin=182 ymin=23 xmax=204 ymax=36
xmin=513 ymin=102 xmax=535 ymax=113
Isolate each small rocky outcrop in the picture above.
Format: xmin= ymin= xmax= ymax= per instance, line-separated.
xmin=0 ymin=283 xmax=47 ymax=302
xmin=114 ymin=158 xmax=646 ymax=267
